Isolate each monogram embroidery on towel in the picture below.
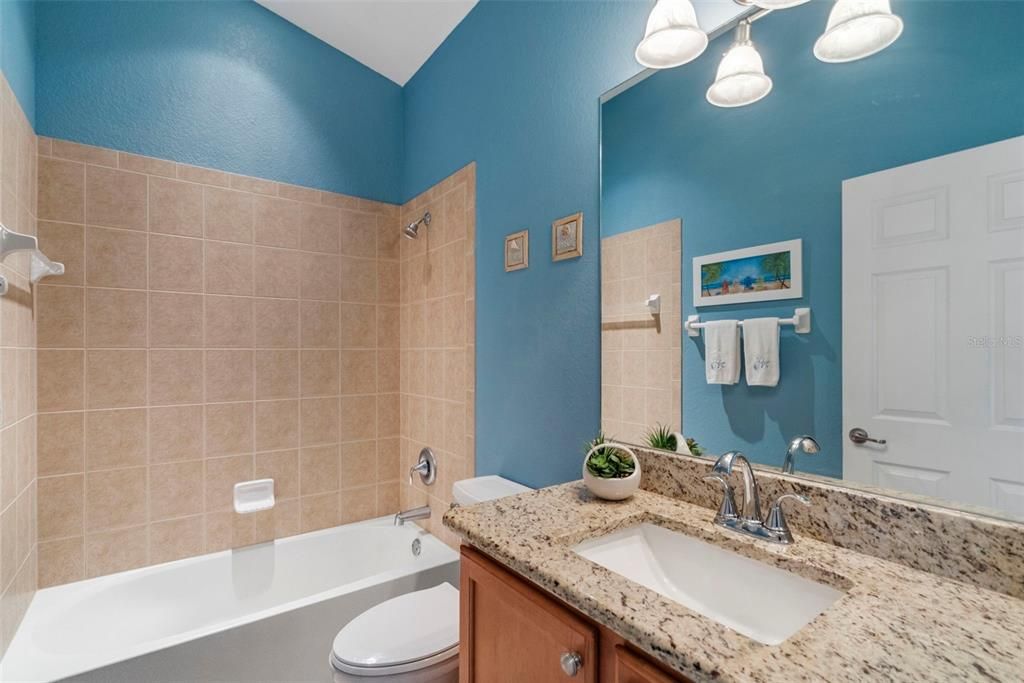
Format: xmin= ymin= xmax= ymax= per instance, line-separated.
xmin=752 ymin=357 xmax=772 ymax=370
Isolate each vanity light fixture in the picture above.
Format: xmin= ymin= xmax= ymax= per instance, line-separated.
xmin=634 ymin=0 xmax=906 ymax=104
xmin=752 ymin=0 xmax=810 ymax=9
xmin=706 ymin=20 xmax=773 ymax=108
xmin=635 ymin=0 xmax=709 ymax=69
xmin=813 ymin=0 xmax=904 ymax=63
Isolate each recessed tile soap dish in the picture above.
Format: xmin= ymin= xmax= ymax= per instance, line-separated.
xmin=234 ymin=479 xmax=275 ymax=514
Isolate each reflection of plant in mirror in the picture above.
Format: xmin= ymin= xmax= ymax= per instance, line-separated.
xmin=646 ymin=424 xmax=677 ymax=451
xmin=701 ymin=262 xmax=722 ymax=296
xmin=585 ymin=432 xmax=636 ymax=479
xmin=761 ymin=252 xmax=791 ymax=289
xmin=686 ymin=437 xmax=704 ymax=456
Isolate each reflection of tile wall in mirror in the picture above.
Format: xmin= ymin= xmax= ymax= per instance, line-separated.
xmin=601 ymin=219 xmax=681 ymax=446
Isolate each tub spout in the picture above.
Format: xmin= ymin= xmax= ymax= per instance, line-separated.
xmin=394 ymin=505 xmax=431 ymax=526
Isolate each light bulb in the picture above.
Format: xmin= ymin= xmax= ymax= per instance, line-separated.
xmin=814 ymin=0 xmax=904 ymax=63
xmin=635 ymin=0 xmax=709 ymax=69
xmin=753 ymin=0 xmax=811 ymax=9
xmin=706 ymin=21 xmax=773 ymax=108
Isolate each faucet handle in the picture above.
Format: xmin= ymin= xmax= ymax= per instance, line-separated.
xmin=409 ymin=448 xmax=437 ymax=486
xmin=703 ymin=474 xmax=738 ymax=522
xmin=764 ymin=493 xmax=809 ymax=533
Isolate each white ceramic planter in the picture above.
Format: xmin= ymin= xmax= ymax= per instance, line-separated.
xmin=582 ymin=441 xmax=641 ymax=501
xmin=672 ymin=432 xmax=691 ymax=455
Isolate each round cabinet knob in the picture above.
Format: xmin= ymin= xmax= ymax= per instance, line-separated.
xmin=560 ymin=651 xmax=583 ymax=677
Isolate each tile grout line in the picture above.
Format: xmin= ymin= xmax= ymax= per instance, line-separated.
xmin=200 ymin=177 xmax=209 ymax=552
xmin=144 ymin=160 xmax=152 ymax=566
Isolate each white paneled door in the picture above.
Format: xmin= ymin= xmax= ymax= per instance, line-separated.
xmin=843 ymin=136 xmax=1024 ymax=517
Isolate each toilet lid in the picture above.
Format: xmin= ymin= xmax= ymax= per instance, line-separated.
xmin=331 ymin=583 xmax=459 ymax=673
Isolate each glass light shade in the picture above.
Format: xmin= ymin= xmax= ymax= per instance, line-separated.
xmin=706 ymin=43 xmax=773 ymax=108
xmin=635 ymin=0 xmax=709 ymax=69
xmin=813 ymin=0 xmax=904 ymax=63
xmin=752 ymin=0 xmax=811 ymax=9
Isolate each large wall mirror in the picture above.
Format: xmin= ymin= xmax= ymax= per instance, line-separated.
xmin=599 ymin=0 xmax=1024 ymax=520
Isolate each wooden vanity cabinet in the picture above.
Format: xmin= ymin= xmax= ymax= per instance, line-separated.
xmin=604 ymin=644 xmax=680 ymax=683
xmin=459 ymin=547 xmax=688 ymax=683
xmin=459 ymin=545 xmax=599 ymax=682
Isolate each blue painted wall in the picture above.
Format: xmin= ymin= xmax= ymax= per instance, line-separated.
xmin=403 ymin=0 xmax=659 ymax=488
xmin=35 ymin=0 xmax=403 ymax=202
xmin=602 ymin=0 xmax=1024 ymax=476
xmin=0 ymin=0 xmax=36 ymax=124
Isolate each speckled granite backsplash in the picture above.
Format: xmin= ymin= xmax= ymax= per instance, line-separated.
xmin=636 ymin=447 xmax=1024 ymax=599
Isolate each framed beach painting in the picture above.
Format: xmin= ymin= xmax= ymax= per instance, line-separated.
xmin=692 ymin=239 xmax=802 ymax=307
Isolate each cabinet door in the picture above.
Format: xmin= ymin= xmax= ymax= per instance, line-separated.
xmin=460 ymin=547 xmax=598 ymax=683
xmin=609 ymin=645 xmax=680 ymax=683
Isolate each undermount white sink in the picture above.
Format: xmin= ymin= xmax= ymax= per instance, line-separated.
xmin=572 ymin=523 xmax=843 ymax=645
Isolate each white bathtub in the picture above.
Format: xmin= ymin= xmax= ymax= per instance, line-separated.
xmin=1 ymin=517 xmax=459 ymax=683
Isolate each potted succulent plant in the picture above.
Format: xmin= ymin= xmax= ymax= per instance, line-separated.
xmin=582 ymin=432 xmax=641 ymax=501
xmin=646 ymin=424 xmax=678 ymax=451
xmin=645 ymin=425 xmax=705 ymax=457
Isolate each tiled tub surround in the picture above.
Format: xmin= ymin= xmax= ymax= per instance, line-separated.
xmin=636 ymin=447 xmax=1024 ymax=599
xmin=601 ymin=219 xmax=681 ymax=444
xmin=444 ymin=483 xmax=1024 ymax=682
xmin=35 ymin=137 xmax=406 ymax=587
xmin=0 ymin=75 xmax=39 ymax=656
xmin=399 ymin=164 xmax=476 ymax=546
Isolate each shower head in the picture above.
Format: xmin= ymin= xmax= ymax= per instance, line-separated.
xmin=403 ymin=212 xmax=431 ymax=240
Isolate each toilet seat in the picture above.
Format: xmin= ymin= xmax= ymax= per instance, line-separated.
xmin=330 ymin=583 xmax=459 ymax=677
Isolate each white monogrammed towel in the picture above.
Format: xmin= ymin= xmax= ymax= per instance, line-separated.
xmin=743 ymin=317 xmax=780 ymax=387
xmin=704 ymin=320 xmax=740 ymax=385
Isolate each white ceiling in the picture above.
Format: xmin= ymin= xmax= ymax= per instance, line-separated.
xmin=257 ymin=0 xmax=478 ymax=86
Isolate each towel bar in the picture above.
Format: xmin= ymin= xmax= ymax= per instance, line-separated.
xmin=685 ymin=307 xmax=811 ymax=337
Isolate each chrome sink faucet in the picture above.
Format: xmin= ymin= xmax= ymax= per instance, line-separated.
xmin=782 ymin=435 xmax=820 ymax=474
xmin=704 ymin=451 xmax=810 ymax=544
xmin=712 ymin=451 xmax=762 ymax=521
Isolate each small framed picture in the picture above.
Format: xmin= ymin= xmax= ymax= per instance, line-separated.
xmin=692 ymin=238 xmax=802 ymax=307
xmin=505 ymin=230 xmax=529 ymax=272
xmin=552 ymin=212 xmax=583 ymax=261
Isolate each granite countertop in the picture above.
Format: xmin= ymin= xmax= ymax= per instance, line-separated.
xmin=443 ymin=482 xmax=1024 ymax=682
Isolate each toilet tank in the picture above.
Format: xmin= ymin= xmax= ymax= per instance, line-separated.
xmin=452 ymin=475 xmax=531 ymax=506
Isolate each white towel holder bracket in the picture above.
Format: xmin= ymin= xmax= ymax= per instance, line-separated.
xmin=0 ymin=222 xmax=65 ymax=292
xmin=686 ymin=307 xmax=811 ymax=338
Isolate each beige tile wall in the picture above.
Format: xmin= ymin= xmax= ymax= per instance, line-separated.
xmin=399 ymin=164 xmax=476 ymax=547
xmin=35 ymin=136 xmax=406 ymax=587
xmin=0 ymin=74 xmax=39 ymax=657
xmin=601 ymin=219 xmax=681 ymax=446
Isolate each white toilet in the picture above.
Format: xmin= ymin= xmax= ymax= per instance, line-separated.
xmin=330 ymin=475 xmax=532 ymax=682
